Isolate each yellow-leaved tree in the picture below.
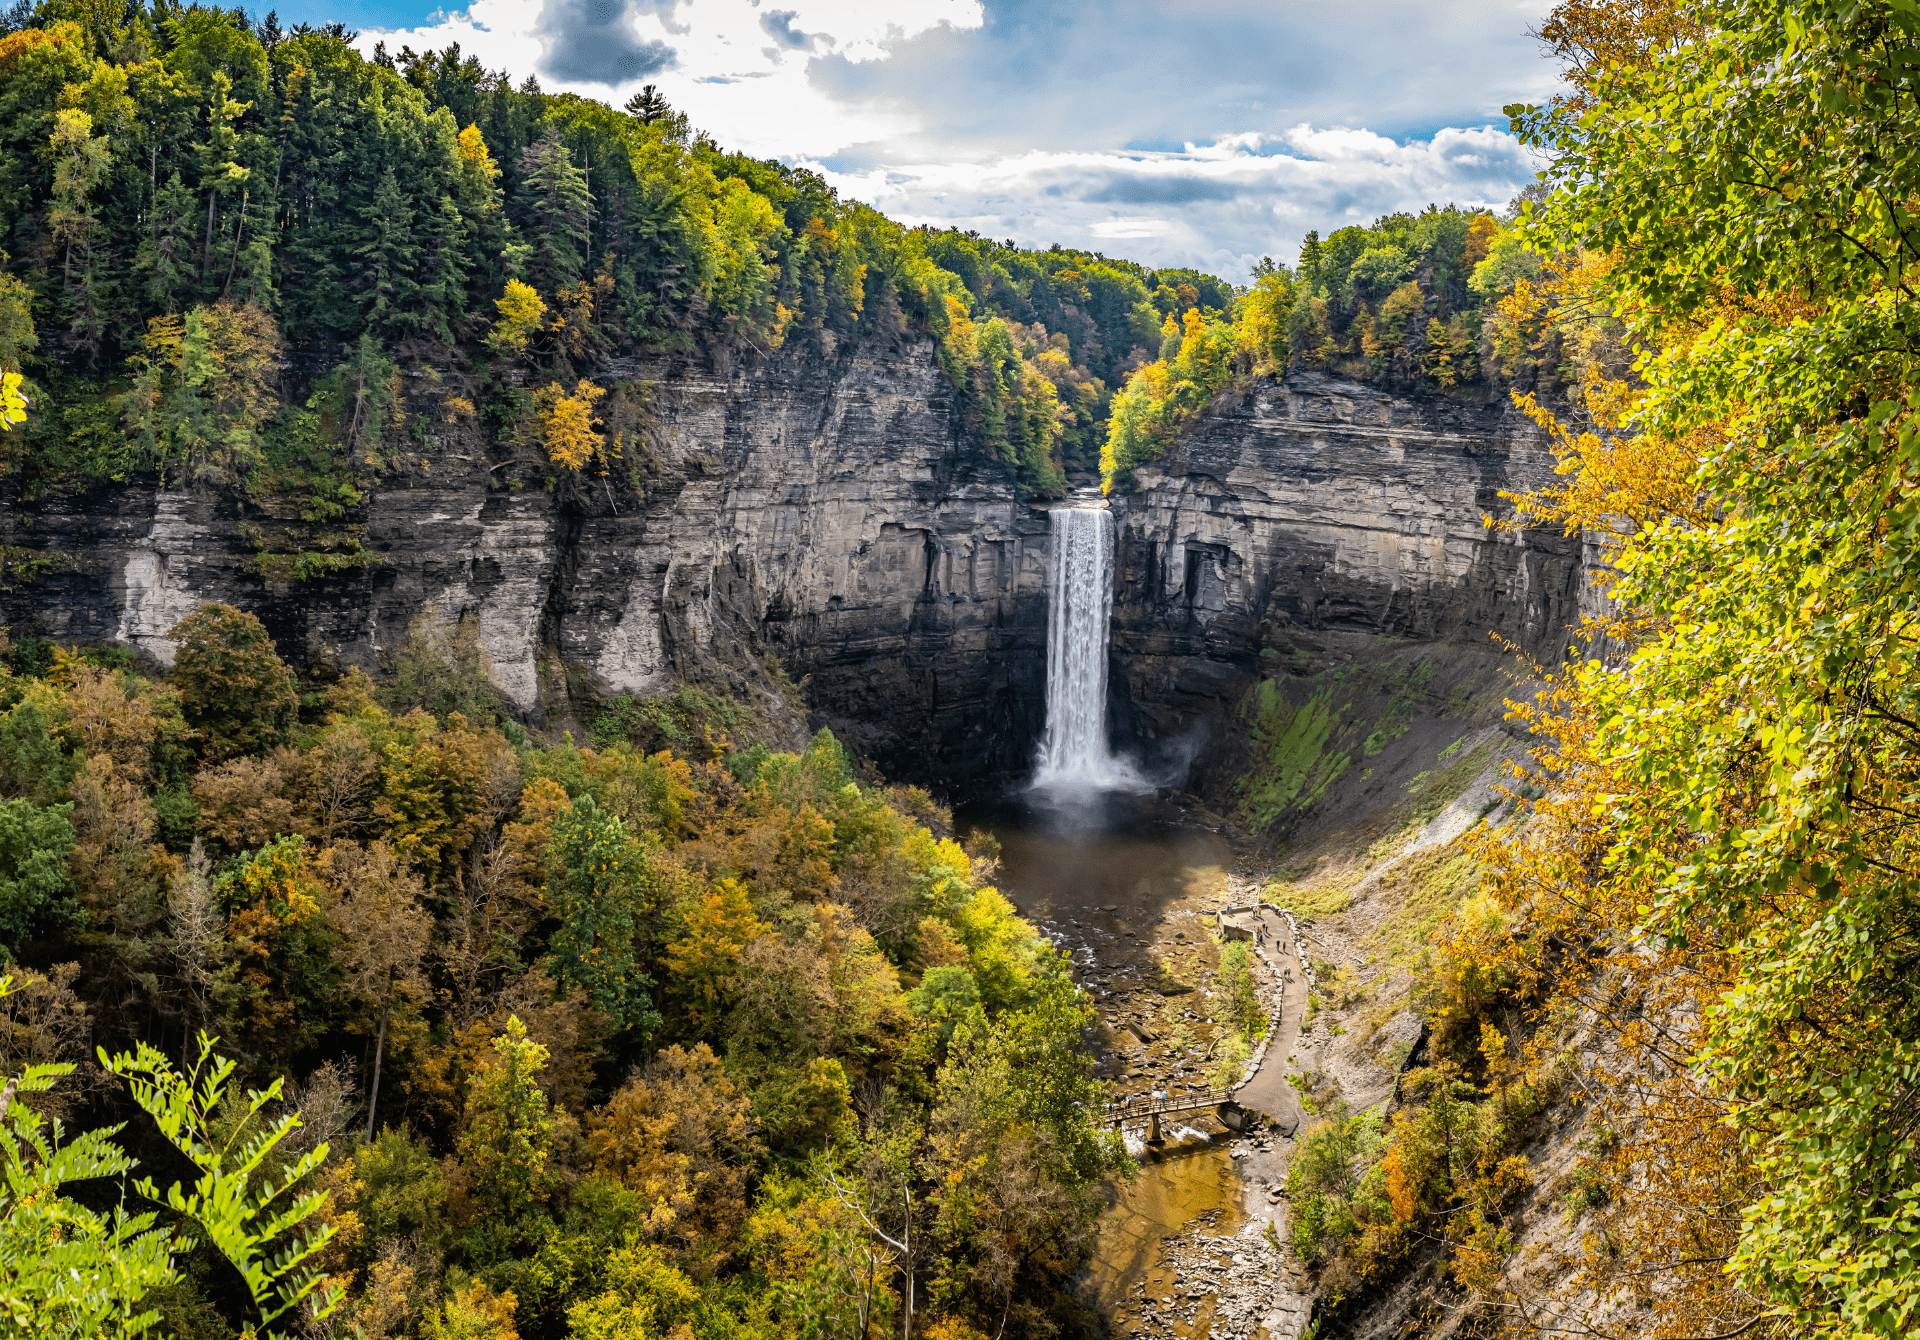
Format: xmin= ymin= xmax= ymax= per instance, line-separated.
xmin=533 ymin=378 xmax=606 ymax=470
xmin=0 ymin=369 xmax=25 ymax=431
xmin=1451 ymin=1 xmax=1920 ymax=1338
xmin=486 ymin=279 xmax=546 ymax=356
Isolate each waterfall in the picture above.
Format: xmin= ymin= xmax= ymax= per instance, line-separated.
xmin=1033 ymin=501 xmax=1143 ymax=791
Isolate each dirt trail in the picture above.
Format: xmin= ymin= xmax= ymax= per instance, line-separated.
xmin=1227 ymin=908 xmax=1312 ymax=1136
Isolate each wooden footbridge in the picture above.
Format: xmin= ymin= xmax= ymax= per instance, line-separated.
xmin=1104 ymin=1088 xmax=1244 ymax=1144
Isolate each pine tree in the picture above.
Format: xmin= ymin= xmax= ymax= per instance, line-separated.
xmin=135 ymin=171 xmax=196 ymax=314
xmin=516 ymin=128 xmax=592 ymax=294
xmin=191 ymin=72 xmax=251 ymax=291
xmin=623 ymin=84 xmax=669 ymax=124
xmin=357 ymin=167 xmax=419 ymax=336
xmin=1297 ymin=229 xmax=1323 ymax=290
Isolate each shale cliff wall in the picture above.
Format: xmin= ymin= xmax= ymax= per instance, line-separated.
xmin=1107 ymin=370 xmax=1582 ymax=791
xmin=0 ymin=345 xmax=1576 ymax=792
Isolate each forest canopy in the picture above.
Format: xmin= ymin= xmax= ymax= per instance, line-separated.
xmin=0 ymin=0 xmax=1273 ymax=501
xmin=0 ymin=606 xmax=1132 ymax=1339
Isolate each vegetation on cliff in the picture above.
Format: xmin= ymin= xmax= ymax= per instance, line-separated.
xmin=0 ymin=1 xmax=1243 ymax=502
xmin=1095 ymin=197 xmax=1593 ymax=489
xmin=1256 ymin=1 xmax=1920 ymax=1337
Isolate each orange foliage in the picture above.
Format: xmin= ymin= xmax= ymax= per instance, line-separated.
xmin=1533 ymin=0 xmax=1705 ymax=113
xmin=663 ymin=878 xmax=767 ymax=1028
xmin=586 ymin=1042 xmax=764 ymax=1268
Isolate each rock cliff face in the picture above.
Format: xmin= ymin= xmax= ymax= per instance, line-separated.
xmin=0 ymin=347 xmax=1577 ymax=793
xmin=1105 ymin=371 xmax=1581 ymax=791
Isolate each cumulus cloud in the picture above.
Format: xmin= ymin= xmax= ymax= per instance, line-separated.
xmin=354 ymin=0 xmax=1554 ymax=280
xmin=359 ymin=0 xmax=982 ymax=156
xmin=534 ymin=0 xmax=675 ymax=86
xmin=805 ymin=127 xmax=1539 ymax=280
xmin=759 ymin=9 xmax=809 ymax=50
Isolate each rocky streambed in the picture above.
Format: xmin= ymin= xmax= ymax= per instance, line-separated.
xmin=959 ymin=789 xmax=1319 ymax=1339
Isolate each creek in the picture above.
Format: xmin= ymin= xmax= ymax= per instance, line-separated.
xmin=960 ymin=788 xmax=1260 ymax=1325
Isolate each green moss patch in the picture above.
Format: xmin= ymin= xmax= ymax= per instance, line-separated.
xmin=1234 ymin=681 xmax=1353 ymax=832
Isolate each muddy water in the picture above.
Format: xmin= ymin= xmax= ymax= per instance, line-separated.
xmin=958 ymin=788 xmax=1231 ymax=926
xmin=956 ymin=789 xmax=1245 ymax=1321
xmin=1085 ymin=1132 xmax=1247 ymax=1317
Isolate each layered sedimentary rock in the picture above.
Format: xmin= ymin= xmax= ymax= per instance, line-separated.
xmin=0 ymin=348 xmax=1575 ymax=791
xmin=1106 ymin=371 xmax=1579 ymax=783
xmin=0 ymin=340 xmax=1051 ymax=787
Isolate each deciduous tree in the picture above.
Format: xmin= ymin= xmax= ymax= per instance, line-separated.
xmin=324 ymin=840 xmax=431 ymax=1138
xmin=168 ymin=603 xmax=298 ymax=764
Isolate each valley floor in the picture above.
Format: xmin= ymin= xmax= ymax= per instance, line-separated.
xmin=1005 ymin=728 xmax=1547 ymax=1340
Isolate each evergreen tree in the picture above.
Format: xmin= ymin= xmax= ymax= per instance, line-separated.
xmin=544 ymin=794 xmax=659 ymax=1047
xmin=515 ymin=127 xmax=591 ymax=294
xmin=356 ymin=166 xmax=419 ymax=336
xmin=134 ymin=171 xmax=196 ymax=313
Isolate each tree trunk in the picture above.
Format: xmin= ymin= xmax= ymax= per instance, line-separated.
xmin=221 ymin=189 xmax=247 ymax=298
xmin=861 ymin=1247 xmax=875 ymax=1339
xmin=366 ymin=988 xmax=390 ymax=1140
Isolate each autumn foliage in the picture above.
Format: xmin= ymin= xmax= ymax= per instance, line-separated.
xmin=0 ymin=595 xmax=1124 ymax=1338
xmin=1413 ymin=1 xmax=1920 ymax=1336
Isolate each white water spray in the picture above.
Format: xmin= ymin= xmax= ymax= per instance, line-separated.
xmin=1033 ymin=500 xmax=1146 ymax=791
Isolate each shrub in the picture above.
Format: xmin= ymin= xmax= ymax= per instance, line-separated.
xmin=1214 ymin=940 xmax=1265 ymax=1037
xmin=380 ymin=609 xmax=500 ymax=727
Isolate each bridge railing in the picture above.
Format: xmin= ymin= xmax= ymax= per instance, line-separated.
xmin=1102 ymin=1088 xmax=1236 ymax=1123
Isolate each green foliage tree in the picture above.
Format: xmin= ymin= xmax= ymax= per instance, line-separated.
xmin=1214 ymin=939 xmax=1264 ymax=1038
xmin=515 ymin=128 xmax=591 ymax=295
xmin=168 ymin=603 xmax=298 ymax=762
xmin=0 ymin=794 xmax=76 ymax=952
xmin=0 ymin=1040 xmax=174 ymax=1338
xmin=380 ymin=608 xmax=501 ymax=726
xmin=905 ymin=964 xmax=979 ymax=1045
xmin=0 ymin=701 xmax=75 ymax=803
xmin=927 ymin=973 xmax=1132 ymax=1329
xmin=1463 ymin=0 xmax=1920 ymax=1334
xmin=545 ymin=793 xmax=660 ymax=1044
xmin=458 ymin=1014 xmax=555 ymax=1217
xmin=210 ymin=834 xmax=344 ymax=1065
xmin=122 ymin=301 xmax=284 ymax=484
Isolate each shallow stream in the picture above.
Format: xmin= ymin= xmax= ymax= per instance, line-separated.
xmin=956 ymin=788 xmax=1253 ymax=1323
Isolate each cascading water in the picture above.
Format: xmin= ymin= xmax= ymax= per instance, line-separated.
xmin=1032 ymin=498 xmax=1145 ymax=791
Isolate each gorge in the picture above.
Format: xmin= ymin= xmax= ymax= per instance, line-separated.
xmin=7 ymin=3 xmax=1908 ymax=1337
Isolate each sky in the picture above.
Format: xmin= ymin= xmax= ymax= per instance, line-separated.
xmin=269 ymin=0 xmax=1560 ymax=283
